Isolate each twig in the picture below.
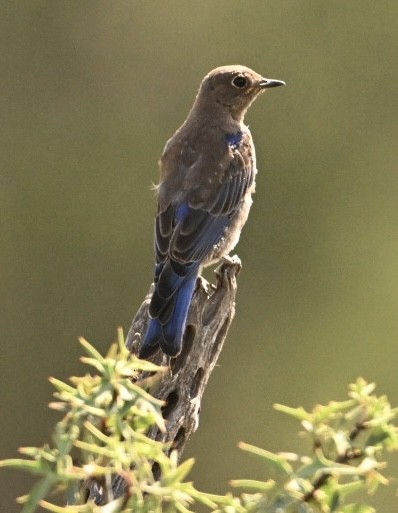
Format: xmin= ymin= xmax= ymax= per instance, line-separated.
xmin=303 ymin=420 xmax=367 ymax=502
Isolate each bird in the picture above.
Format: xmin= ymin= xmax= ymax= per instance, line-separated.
xmin=139 ymin=65 xmax=285 ymax=359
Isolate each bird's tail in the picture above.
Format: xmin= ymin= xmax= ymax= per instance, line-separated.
xmin=139 ymin=265 xmax=198 ymax=358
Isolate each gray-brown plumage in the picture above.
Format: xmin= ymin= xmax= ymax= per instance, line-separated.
xmin=140 ymin=65 xmax=285 ymax=358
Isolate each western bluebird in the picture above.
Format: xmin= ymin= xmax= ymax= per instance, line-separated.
xmin=139 ymin=65 xmax=285 ymax=358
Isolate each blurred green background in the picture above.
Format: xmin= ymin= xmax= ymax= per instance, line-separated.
xmin=1 ymin=1 xmax=398 ymax=510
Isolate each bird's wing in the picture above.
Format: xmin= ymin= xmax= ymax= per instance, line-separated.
xmin=155 ymin=141 xmax=255 ymax=266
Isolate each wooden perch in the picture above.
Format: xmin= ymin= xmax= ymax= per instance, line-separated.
xmin=108 ymin=255 xmax=241 ymax=500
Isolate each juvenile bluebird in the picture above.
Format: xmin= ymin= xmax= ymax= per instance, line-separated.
xmin=139 ymin=65 xmax=285 ymax=358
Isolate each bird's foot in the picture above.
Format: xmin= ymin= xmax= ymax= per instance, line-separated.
xmin=215 ymin=254 xmax=242 ymax=287
xmin=221 ymin=254 xmax=242 ymax=270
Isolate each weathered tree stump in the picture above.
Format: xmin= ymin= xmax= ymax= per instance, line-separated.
xmin=90 ymin=256 xmax=241 ymax=502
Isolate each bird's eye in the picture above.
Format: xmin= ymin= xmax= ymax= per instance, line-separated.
xmin=232 ymin=75 xmax=247 ymax=88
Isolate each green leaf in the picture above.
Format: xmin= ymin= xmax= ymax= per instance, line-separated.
xmin=0 ymin=459 xmax=48 ymax=476
xmin=20 ymin=475 xmax=57 ymax=513
xmin=39 ymin=499 xmax=94 ymax=512
xmin=163 ymin=458 xmax=195 ymax=485
xmin=313 ymin=400 xmax=355 ymax=422
xmin=230 ymin=479 xmax=275 ymax=492
xmin=238 ymin=442 xmax=293 ymax=475
xmin=338 ymin=479 xmax=368 ymax=498
xmin=274 ymin=403 xmax=312 ymax=422
xmin=79 ymin=337 xmax=106 ymax=363
xmin=55 ymin=425 xmax=79 ymax=456
xmin=49 ymin=377 xmax=76 ymax=395
xmin=79 ymin=357 xmax=105 ymax=373
xmin=80 ymin=403 xmax=106 ymax=416
xmin=17 ymin=446 xmax=42 ymax=457
xmin=73 ymin=440 xmax=116 ymax=459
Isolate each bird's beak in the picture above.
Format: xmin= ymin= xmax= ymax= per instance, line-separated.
xmin=259 ymin=78 xmax=286 ymax=89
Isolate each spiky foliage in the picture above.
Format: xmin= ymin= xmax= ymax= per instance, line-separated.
xmin=1 ymin=331 xmax=397 ymax=513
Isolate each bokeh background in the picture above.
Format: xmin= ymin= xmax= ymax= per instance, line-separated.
xmin=1 ymin=1 xmax=398 ymax=510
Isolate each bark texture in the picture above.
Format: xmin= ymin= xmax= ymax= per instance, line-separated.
xmin=90 ymin=256 xmax=241 ymax=502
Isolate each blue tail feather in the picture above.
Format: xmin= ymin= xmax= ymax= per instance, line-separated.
xmin=139 ymin=317 xmax=162 ymax=359
xmin=140 ymin=265 xmax=198 ymax=358
xmin=160 ymin=274 xmax=197 ymax=356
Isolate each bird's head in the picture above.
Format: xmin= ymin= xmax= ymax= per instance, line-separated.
xmin=195 ymin=65 xmax=285 ymax=121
